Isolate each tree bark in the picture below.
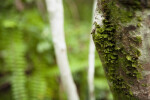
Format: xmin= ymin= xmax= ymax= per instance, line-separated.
xmin=88 ymin=37 xmax=96 ymax=100
xmin=88 ymin=0 xmax=97 ymax=100
xmin=15 ymin=0 xmax=24 ymax=11
xmin=45 ymin=0 xmax=79 ymax=100
xmin=92 ymin=0 xmax=150 ymax=100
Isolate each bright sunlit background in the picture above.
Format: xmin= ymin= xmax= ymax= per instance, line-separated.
xmin=0 ymin=0 xmax=112 ymax=100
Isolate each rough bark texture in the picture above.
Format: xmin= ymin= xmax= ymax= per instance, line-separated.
xmin=92 ymin=0 xmax=150 ymax=100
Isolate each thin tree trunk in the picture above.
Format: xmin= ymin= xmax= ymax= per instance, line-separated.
xmin=15 ymin=0 xmax=24 ymax=11
xmin=36 ymin=0 xmax=46 ymax=20
xmin=92 ymin=0 xmax=150 ymax=100
xmin=88 ymin=0 xmax=97 ymax=100
xmin=45 ymin=0 xmax=79 ymax=100
xmin=88 ymin=36 xmax=96 ymax=100
xmin=65 ymin=0 xmax=80 ymax=22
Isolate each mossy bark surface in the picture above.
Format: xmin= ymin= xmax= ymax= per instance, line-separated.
xmin=92 ymin=0 xmax=150 ymax=99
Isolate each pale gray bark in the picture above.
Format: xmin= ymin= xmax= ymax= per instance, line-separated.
xmin=88 ymin=0 xmax=97 ymax=100
xmin=45 ymin=0 xmax=79 ymax=100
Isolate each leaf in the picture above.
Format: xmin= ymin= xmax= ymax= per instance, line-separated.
xmin=3 ymin=20 xmax=17 ymax=28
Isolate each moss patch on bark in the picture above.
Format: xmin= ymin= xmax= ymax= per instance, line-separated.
xmin=93 ymin=0 xmax=144 ymax=99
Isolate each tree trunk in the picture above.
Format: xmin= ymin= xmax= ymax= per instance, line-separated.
xmin=15 ymin=0 xmax=24 ymax=11
xmin=45 ymin=0 xmax=79 ymax=100
xmin=88 ymin=0 xmax=97 ymax=100
xmin=92 ymin=0 xmax=150 ymax=100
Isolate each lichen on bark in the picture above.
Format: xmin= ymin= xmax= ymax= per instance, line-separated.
xmin=92 ymin=0 xmax=150 ymax=99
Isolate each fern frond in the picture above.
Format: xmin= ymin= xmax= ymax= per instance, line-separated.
xmin=4 ymin=31 xmax=28 ymax=100
xmin=28 ymin=55 xmax=47 ymax=100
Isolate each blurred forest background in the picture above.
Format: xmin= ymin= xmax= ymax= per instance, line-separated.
xmin=0 ymin=0 xmax=112 ymax=100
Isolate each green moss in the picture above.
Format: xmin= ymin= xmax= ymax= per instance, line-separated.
xmin=118 ymin=0 xmax=141 ymax=9
xmin=136 ymin=36 xmax=142 ymax=42
xmin=142 ymin=84 xmax=147 ymax=87
xmin=137 ymin=23 xmax=141 ymax=27
xmin=93 ymin=0 xmax=143 ymax=99
xmin=133 ymin=36 xmax=142 ymax=46
xmin=126 ymin=55 xmax=132 ymax=61
xmin=137 ymin=16 xmax=142 ymax=21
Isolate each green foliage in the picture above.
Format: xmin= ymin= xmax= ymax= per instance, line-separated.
xmin=0 ymin=1 xmax=53 ymax=99
xmin=0 ymin=0 xmax=111 ymax=100
xmin=3 ymin=31 xmax=28 ymax=100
